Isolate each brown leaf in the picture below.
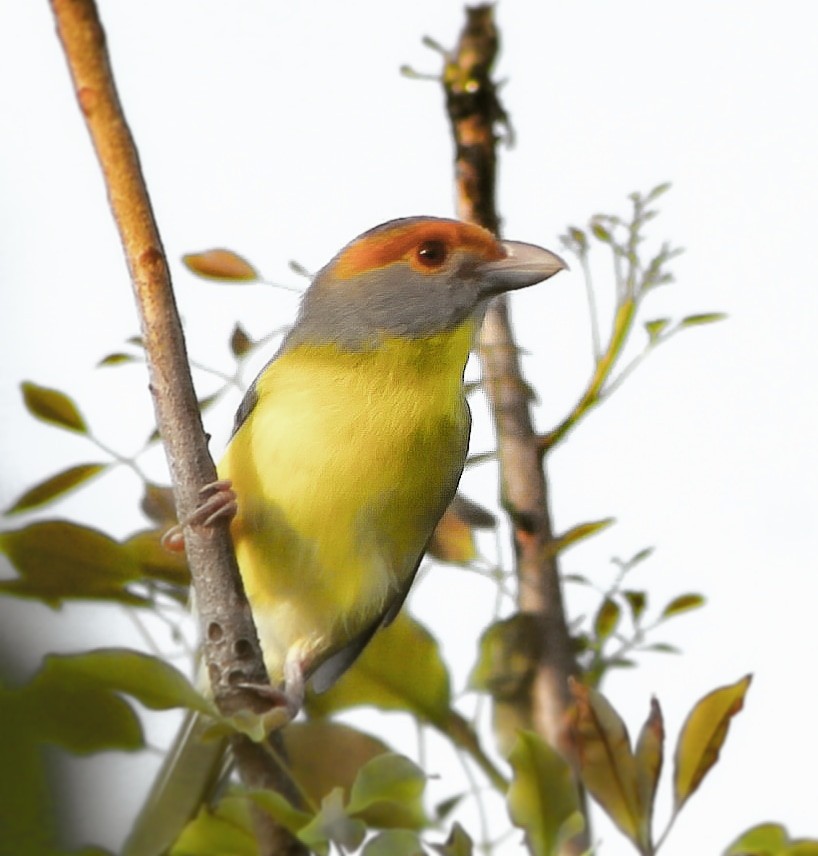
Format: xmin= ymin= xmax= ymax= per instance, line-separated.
xmin=568 ymin=680 xmax=643 ymax=847
xmin=140 ymin=482 xmax=178 ymax=526
xmin=183 ymin=249 xmax=258 ymax=282
xmin=427 ymin=493 xmax=494 ymax=563
xmin=230 ymin=323 xmax=253 ymax=357
xmin=634 ymin=697 xmax=664 ymax=849
xmin=447 ymin=494 xmax=496 ymax=528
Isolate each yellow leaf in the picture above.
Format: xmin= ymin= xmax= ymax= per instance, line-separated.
xmin=21 ymin=381 xmax=87 ymax=433
xmin=673 ymin=674 xmax=752 ymax=811
xmin=545 ymin=518 xmax=615 ymax=559
xmin=5 ymin=463 xmax=106 ymax=514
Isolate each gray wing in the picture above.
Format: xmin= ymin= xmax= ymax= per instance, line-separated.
xmin=310 ymin=405 xmax=471 ymax=694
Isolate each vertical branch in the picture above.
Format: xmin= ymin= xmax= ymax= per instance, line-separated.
xmin=48 ymin=2 xmax=304 ymax=853
xmin=440 ymin=7 xmax=588 ymax=853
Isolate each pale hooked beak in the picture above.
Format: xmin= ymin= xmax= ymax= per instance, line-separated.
xmin=477 ymin=240 xmax=568 ymax=295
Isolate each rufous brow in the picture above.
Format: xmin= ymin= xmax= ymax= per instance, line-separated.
xmin=333 ymin=220 xmax=504 ymax=280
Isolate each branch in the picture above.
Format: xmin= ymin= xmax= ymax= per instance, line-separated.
xmin=439 ymin=7 xmax=588 ymax=854
xmin=48 ymin=2 xmax=304 ymax=852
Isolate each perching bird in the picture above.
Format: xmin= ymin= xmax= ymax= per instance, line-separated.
xmin=125 ymin=216 xmax=565 ymax=854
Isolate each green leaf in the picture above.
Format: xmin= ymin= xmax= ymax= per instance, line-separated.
xmin=173 ymin=796 xmax=258 ymax=856
xmin=298 ymin=788 xmax=366 ymax=856
xmin=622 ymin=590 xmax=647 ymax=623
xmin=43 ymin=649 xmax=213 ymax=715
xmin=197 ymin=392 xmax=219 ymax=413
xmin=625 ymin=546 xmax=655 ymax=569
xmin=283 ymin=721 xmax=393 ymax=818
xmin=0 ymin=691 xmax=57 ymax=855
xmin=183 ymin=249 xmax=258 ymax=282
xmin=288 ymin=259 xmax=312 ymax=279
xmin=434 ymin=795 xmax=465 ymax=822
xmin=5 ymin=462 xmax=107 ymax=514
xmin=244 ymin=788 xmax=313 ymax=836
xmin=673 ymin=674 xmax=752 ymax=812
xmin=593 ymin=598 xmax=621 ymax=643
xmin=661 ymin=593 xmax=705 ymax=619
xmin=6 ymin=653 xmax=140 ymax=754
xmin=347 ymin=753 xmax=428 ymax=830
xmin=468 ymin=613 xmax=541 ymax=700
xmin=723 ymin=822 xmax=789 ymax=855
xmin=591 ymin=222 xmax=613 ymax=243
xmin=431 ymin=823 xmax=473 ymax=855
xmin=568 ymin=680 xmax=644 ymax=850
xmin=0 ymin=520 xmax=147 ymax=606
xmin=634 ymin=698 xmax=664 ymax=849
xmin=547 ymin=518 xmax=615 ymax=558
xmin=645 ymin=182 xmax=672 ymax=202
xmin=306 ymin=613 xmax=451 ymax=729
xmin=644 ymin=318 xmax=670 ymax=342
xmin=121 ymin=527 xmax=193 ymax=590
xmin=680 ymin=312 xmax=727 ymax=328
xmin=21 ymin=381 xmax=87 ymax=433
xmin=362 ymin=830 xmax=425 ymax=856
xmin=565 ymin=227 xmax=588 ymax=250
xmin=7 ymin=650 xmax=213 ymax=755
xmin=507 ymin=731 xmax=583 ymax=856
xmin=97 ymin=352 xmax=139 ymax=367
xmin=722 ymin=823 xmax=818 ymax=855
xmin=642 ymin=642 xmax=681 ymax=655
xmin=464 ymin=450 xmax=496 ymax=468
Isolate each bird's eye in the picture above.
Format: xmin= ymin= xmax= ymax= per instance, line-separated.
xmin=416 ymin=239 xmax=448 ymax=268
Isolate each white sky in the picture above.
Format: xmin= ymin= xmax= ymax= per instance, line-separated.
xmin=2 ymin=2 xmax=817 ymax=854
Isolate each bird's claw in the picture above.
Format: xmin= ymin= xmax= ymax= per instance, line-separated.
xmin=236 ymin=681 xmax=302 ymax=722
xmin=161 ymin=479 xmax=238 ymax=552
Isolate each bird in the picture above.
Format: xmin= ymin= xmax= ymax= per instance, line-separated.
xmin=124 ymin=216 xmax=566 ymax=854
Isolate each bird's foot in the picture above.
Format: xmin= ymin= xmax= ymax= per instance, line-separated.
xmin=161 ymin=479 xmax=238 ymax=552
xmin=237 ymin=656 xmax=306 ymax=722
xmin=236 ymin=681 xmax=302 ymax=722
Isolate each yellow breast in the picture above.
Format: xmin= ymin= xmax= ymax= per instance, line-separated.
xmin=217 ymin=321 xmax=474 ymax=682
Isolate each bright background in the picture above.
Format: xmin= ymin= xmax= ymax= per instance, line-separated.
xmin=2 ymin=2 xmax=817 ymax=854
